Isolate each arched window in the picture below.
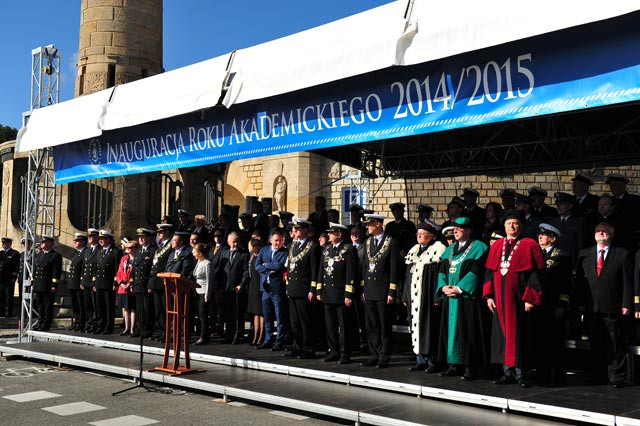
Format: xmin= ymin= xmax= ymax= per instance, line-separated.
xmin=68 ymin=178 xmax=114 ymax=229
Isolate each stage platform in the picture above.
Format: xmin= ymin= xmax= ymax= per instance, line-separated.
xmin=1 ymin=329 xmax=640 ymax=425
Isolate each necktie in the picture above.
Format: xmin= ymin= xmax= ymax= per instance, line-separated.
xmin=419 ymin=245 xmax=426 ymax=255
xmin=561 ymin=218 xmax=566 ymax=226
xmin=505 ymin=239 xmax=513 ymax=257
xmin=230 ymin=250 xmax=236 ymax=263
xmin=370 ymin=237 xmax=376 ymax=254
xmin=597 ymin=249 xmax=605 ymax=276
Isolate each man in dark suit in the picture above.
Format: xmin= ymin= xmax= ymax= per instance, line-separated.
xmin=208 ymin=228 xmax=229 ymax=337
xmin=283 ymin=218 xmax=319 ymax=359
xmin=516 ymin=194 xmax=541 ymax=240
xmin=461 ymin=188 xmax=486 ymax=240
xmin=165 ymin=232 xmax=196 ymax=277
xmin=572 ymin=174 xmax=599 ymax=222
xmin=360 ymin=213 xmax=400 ymax=368
xmin=132 ymin=228 xmax=157 ymax=338
xmin=307 ymin=196 xmax=330 ymax=240
xmin=148 ymin=223 xmax=174 ymax=341
xmin=529 ymin=186 xmax=558 ymax=220
xmin=80 ymin=228 xmax=100 ymax=332
xmin=548 ymin=192 xmax=589 ymax=265
xmin=255 ymin=230 xmax=288 ymax=350
xmin=0 ymin=237 xmax=20 ymax=317
xmin=94 ymin=230 xmax=122 ymax=334
xmin=31 ymin=236 xmax=62 ymax=331
xmin=218 ymin=232 xmax=249 ymax=343
xmin=350 ymin=223 xmax=368 ymax=353
xmin=251 ymin=199 xmax=270 ymax=241
xmin=606 ymin=173 xmax=640 ymax=251
xmin=66 ymin=233 xmax=87 ymax=330
xmin=575 ymin=222 xmax=633 ymax=387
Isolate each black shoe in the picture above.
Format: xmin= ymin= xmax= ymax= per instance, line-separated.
xmin=519 ymin=377 xmax=533 ymax=388
xmin=361 ymin=358 xmax=378 ymax=367
xmin=130 ymin=332 xmax=140 ymax=338
xmin=377 ymin=359 xmax=390 ymax=369
xmin=231 ymin=339 xmax=243 ymax=345
xmin=67 ymin=325 xmax=76 ymax=331
xmin=271 ymin=344 xmax=283 ymax=351
xmin=323 ymin=354 xmax=340 ymax=363
xmin=257 ymin=342 xmax=272 ymax=350
xmin=194 ymin=338 xmax=208 ymax=345
xmin=440 ymin=366 xmax=462 ymax=377
xmin=612 ymin=382 xmax=627 ymax=388
xmin=339 ymin=357 xmax=352 ymax=365
xmin=283 ymin=350 xmax=301 ymax=358
xmin=409 ymin=364 xmax=427 ymax=372
xmin=425 ymin=365 xmax=438 ymax=374
xmin=461 ymin=368 xmax=475 ymax=381
xmin=298 ymin=351 xmax=314 ymax=360
xmin=493 ymin=375 xmax=517 ymax=385
xmin=120 ymin=330 xmax=129 ymax=336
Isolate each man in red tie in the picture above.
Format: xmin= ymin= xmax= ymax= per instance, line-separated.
xmin=483 ymin=209 xmax=545 ymax=387
xmin=575 ymin=222 xmax=632 ymax=387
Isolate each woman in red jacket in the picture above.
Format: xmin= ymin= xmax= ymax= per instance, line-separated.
xmin=116 ymin=240 xmax=138 ymax=336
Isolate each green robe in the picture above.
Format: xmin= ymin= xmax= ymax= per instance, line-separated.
xmin=436 ymin=240 xmax=488 ymax=364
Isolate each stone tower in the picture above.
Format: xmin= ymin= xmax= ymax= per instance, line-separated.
xmin=75 ymin=0 xmax=163 ymax=97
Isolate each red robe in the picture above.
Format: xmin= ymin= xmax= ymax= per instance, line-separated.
xmin=483 ymin=237 xmax=544 ymax=368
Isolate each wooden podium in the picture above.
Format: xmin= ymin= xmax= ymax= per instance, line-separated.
xmin=148 ymin=272 xmax=201 ymax=376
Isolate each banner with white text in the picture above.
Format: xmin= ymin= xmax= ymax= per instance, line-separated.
xmin=54 ymin=12 xmax=640 ymax=184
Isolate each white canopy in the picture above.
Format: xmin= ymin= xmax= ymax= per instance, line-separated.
xmin=17 ymin=0 xmax=640 ymax=152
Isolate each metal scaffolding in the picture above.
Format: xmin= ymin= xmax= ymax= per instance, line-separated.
xmin=20 ymin=45 xmax=60 ymax=342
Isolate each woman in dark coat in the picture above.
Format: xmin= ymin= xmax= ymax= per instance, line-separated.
xmin=247 ymin=238 xmax=265 ymax=345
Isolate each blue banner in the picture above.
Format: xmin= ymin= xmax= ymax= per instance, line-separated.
xmin=54 ymin=12 xmax=640 ymax=184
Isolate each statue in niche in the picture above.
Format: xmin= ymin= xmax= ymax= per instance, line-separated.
xmin=273 ymin=174 xmax=287 ymax=213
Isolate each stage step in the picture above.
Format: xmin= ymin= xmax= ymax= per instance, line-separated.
xmin=0 ymin=341 xmax=588 ymax=426
xmin=15 ymin=330 xmax=640 ymax=426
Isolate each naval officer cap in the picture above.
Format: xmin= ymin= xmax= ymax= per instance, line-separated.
xmin=417 ymin=203 xmax=434 ymax=213
xmin=327 ymin=222 xmax=348 ymax=233
xmin=554 ymin=192 xmax=575 ymax=205
xmin=120 ymin=238 xmax=129 ymax=246
xmin=73 ymin=232 xmax=88 ymax=241
xmin=291 ymin=217 xmax=312 ymax=228
xmin=452 ymin=217 xmax=472 ymax=229
xmin=538 ymin=223 xmax=562 ymax=238
xmin=447 ymin=196 xmax=465 ymax=208
xmin=349 ymin=203 xmax=363 ymax=212
xmin=605 ymin=173 xmax=629 ymax=184
xmin=572 ymin=173 xmax=594 ymax=186
xmin=40 ymin=235 xmax=55 ymax=243
xmin=136 ymin=228 xmax=156 ymax=237
xmin=156 ymin=223 xmax=174 ymax=232
xmin=528 ymin=186 xmax=548 ymax=197
xmin=363 ymin=213 xmax=385 ymax=223
xmin=500 ymin=188 xmax=517 ymax=197
xmin=461 ymin=188 xmax=480 ymax=197
xmin=0 ymin=237 xmax=12 ymax=243
xmin=239 ymin=212 xmax=253 ymax=220
xmin=442 ymin=226 xmax=455 ymax=239
xmin=98 ymin=229 xmax=114 ymax=238
xmin=278 ymin=211 xmax=294 ymax=218
xmin=389 ymin=202 xmax=405 ymax=210
xmin=87 ymin=228 xmax=99 ymax=236
xmin=515 ymin=194 xmax=532 ymax=205
xmin=177 ymin=209 xmax=190 ymax=217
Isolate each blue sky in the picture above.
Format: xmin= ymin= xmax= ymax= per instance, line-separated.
xmin=0 ymin=0 xmax=394 ymax=130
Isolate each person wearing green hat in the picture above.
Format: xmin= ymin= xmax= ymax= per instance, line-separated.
xmin=436 ymin=217 xmax=489 ymax=380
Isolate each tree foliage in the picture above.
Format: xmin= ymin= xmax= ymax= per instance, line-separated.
xmin=0 ymin=125 xmax=18 ymax=143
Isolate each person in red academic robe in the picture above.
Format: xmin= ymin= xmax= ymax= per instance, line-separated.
xmin=483 ymin=209 xmax=545 ymax=387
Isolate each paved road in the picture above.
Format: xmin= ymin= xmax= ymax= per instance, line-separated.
xmin=0 ymin=358 xmax=347 ymax=425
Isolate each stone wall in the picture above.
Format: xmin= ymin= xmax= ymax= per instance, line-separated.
xmin=75 ymin=0 xmax=163 ymax=96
